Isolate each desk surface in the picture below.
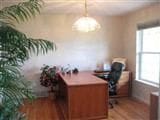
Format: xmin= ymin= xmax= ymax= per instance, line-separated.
xmin=151 ymin=92 xmax=159 ymax=96
xmin=59 ymin=71 xmax=107 ymax=86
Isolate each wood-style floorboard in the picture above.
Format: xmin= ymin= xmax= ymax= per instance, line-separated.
xmin=21 ymin=97 xmax=149 ymax=120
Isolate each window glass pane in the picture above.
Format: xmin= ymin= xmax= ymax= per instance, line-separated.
xmin=136 ymin=31 xmax=141 ymax=53
xmin=143 ymin=26 xmax=160 ymax=52
xmin=140 ymin=54 xmax=160 ymax=84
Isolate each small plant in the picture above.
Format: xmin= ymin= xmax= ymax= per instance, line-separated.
xmin=40 ymin=65 xmax=58 ymax=92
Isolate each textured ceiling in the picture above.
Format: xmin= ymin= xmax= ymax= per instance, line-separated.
xmin=43 ymin=0 xmax=159 ymax=15
xmin=0 ymin=0 xmax=159 ymax=16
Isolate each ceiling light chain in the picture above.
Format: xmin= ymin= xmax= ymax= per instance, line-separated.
xmin=85 ymin=0 xmax=88 ymax=16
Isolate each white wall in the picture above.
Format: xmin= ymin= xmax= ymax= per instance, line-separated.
xmin=122 ymin=4 xmax=160 ymax=104
xmin=16 ymin=14 xmax=124 ymax=96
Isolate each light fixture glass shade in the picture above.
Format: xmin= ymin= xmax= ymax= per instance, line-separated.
xmin=72 ymin=16 xmax=101 ymax=32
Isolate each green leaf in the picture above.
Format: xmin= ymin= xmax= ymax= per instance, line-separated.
xmin=0 ymin=0 xmax=57 ymax=119
xmin=0 ymin=0 xmax=42 ymax=24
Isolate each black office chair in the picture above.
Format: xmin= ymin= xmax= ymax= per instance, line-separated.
xmin=108 ymin=62 xmax=123 ymax=108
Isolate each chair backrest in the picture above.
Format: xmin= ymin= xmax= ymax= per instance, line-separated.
xmin=108 ymin=62 xmax=123 ymax=83
xmin=108 ymin=62 xmax=123 ymax=95
xmin=112 ymin=58 xmax=127 ymax=70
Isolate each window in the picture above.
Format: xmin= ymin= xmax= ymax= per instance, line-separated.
xmin=136 ymin=23 xmax=160 ymax=86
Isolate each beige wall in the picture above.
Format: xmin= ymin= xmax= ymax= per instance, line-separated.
xmin=16 ymin=3 xmax=160 ymax=103
xmin=122 ymin=4 xmax=160 ymax=104
xmin=16 ymin=14 xmax=124 ymax=96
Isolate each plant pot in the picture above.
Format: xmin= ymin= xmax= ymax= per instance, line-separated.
xmin=48 ymin=91 xmax=56 ymax=100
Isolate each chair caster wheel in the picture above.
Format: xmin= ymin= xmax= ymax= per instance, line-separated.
xmin=109 ymin=102 xmax=113 ymax=109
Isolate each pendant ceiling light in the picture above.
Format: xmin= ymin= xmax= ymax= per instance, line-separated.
xmin=72 ymin=0 xmax=101 ymax=32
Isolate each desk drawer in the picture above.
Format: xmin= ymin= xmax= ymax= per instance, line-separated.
xmin=117 ymin=82 xmax=129 ymax=97
xmin=117 ymin=71 xmax=130 ymax=97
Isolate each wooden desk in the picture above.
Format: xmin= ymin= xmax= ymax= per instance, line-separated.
xmin=58 ymin=72 xmax=108 ymax=120
xmin=150 ymin=92 xmax=159 ymax=120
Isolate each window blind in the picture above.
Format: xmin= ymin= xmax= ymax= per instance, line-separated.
xmin=137 ymin=20 xmax=160 ymax=30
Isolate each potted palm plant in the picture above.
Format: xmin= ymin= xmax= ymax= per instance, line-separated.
xmin=0 ymin=0 xmax=56 ymax=119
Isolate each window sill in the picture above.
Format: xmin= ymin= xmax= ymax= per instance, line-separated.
xmin=135 ymin=79 xmax=159 ymax=88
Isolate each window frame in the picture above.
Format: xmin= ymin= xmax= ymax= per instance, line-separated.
xmin=136 ymin=26 xmax=160 ymax=86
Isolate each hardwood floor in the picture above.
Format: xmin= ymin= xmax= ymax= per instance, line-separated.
xmin=21 ymin=97 xmax=149 ymax=120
